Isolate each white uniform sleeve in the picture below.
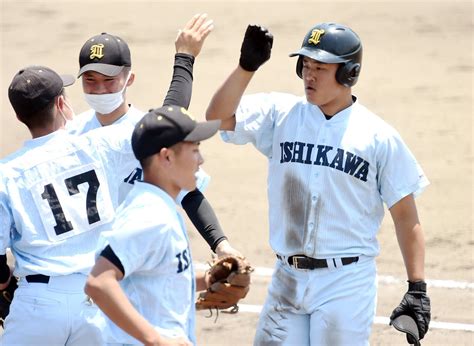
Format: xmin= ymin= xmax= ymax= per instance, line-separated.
xmin=0 ymin=182 xmax=12 ymax=254
xmin=376 ymin=129 xmax=429 ymax=208
xmin=106 ymin=223 xmax=171 ymax=277
xmin=220 ymin=93 xmax=278 ymax=158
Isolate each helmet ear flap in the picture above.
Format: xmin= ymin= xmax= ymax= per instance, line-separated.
xmin=336 ymin=61 xmax=361 ymax=87
xmin=296 ymin=56 xmax=303 ymax=79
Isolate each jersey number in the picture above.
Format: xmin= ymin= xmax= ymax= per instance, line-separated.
xmin=41 ymin=170 xmax=101 ymax=236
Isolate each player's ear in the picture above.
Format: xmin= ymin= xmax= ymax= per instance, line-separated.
xmin=159 ymin=147 xmax=172 ymax=164
xmin=56 ymin=95 xmax=66 ymax=113
xmin=126 ymin=72 xmax=135 ymax=87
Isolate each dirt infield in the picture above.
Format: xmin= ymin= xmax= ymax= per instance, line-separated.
xmin=1 ymin=1 xmax=472 ymax=345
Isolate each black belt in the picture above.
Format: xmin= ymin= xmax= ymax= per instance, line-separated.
xmin=25 ymin=274 xmax=50 ymax=284
xmin=277 ymin=254 xmax=359 ymax=270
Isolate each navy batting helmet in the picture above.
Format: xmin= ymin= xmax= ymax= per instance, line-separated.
xmin=289 ymin=23 xmax=362 ymax=87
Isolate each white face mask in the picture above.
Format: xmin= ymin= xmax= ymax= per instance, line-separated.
xmin=84 ymin=72 xmax=130 ymax=115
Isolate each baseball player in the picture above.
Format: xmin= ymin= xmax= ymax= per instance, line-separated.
xmin=0 ymin=65 xmax=138 ymax=345
xmin=0 ymin=15 xmax=224 ymax=345
xmin=206 ymin=23 xmax=431 ymax=345
xmin=68 ymin=14 xmax=241 ymax=258
xmin=85 ymin=106 xmax=220 ymax=345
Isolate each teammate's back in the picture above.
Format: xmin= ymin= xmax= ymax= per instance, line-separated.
xmin=1 ymin=124 xmax=133 ymax=278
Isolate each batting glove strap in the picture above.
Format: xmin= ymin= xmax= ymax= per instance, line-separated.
xmin=239 ymin=25 xmax=273 ymax=72
xmin=408 ymin=280 xmax=427 ymax=292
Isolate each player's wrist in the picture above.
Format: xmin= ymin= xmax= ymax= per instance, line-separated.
xmin=407 ymin=280 xmax=427 ymax=292
xmin=215 ymin=240 xmax=244 ymax=259
xmin=175 ymin=52 xmax=196 ymax=61
xmin=204 ymin=270 xmax=212 ymax=289
xmin=142 ymin=329 xmax=165 ymax=346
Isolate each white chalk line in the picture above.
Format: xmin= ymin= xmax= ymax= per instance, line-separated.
xmin=196 ymin=262 xmax=474 ymax=332
xmin=236 ymin=304 xmax=474 ymax=332
xmin=195 ymin=263 xmax=474 ymax=290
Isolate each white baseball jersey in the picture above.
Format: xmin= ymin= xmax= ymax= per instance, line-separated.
xmin=68 ymin=106 xmax=210 ymax=203
xmin=100 ymin=181 xmax=196 ymax=345
xmin=222 ymin=92 xmax=429 ymax=258
xmin=0 ymin=126 xmax=134 ymax=277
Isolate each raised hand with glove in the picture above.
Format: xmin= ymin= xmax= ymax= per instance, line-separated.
xmin=196 ymin=256 xmax=253 ymax=312
xmin=390 ymin=280 xmax=431 ymax=345
xmin=239 ymin=25 xmax=273 ymax=72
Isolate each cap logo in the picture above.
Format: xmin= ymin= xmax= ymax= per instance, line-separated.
xmin=308 ymin=29 xmax=325 ymax=45
xmin=89 ymin=44 xmax=105 ymax=60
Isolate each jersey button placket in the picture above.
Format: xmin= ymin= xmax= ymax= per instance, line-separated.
xmin=306 ymin=121 xmax=325 ymax=255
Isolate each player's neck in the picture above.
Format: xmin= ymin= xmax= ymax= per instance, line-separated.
xmin=319 ymin=93 xmax=354 ymax=118
xmin=96 ymin=102 xmax=130 ymax=126
xmin=29 ymin=120 xmax=63 ymax=138
xmin=143 ymin=170 xmax=180 ymax=201
xmin=30 ymin=127 xmax=56 ymax=139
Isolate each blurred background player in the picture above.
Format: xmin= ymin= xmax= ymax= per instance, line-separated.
xmin=69 ymin=14 xmax=241 ymax=258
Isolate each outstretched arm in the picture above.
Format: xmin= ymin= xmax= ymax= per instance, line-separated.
xmin=162 ymin=13 xmax=214 ymax=108
xmin=206 ymin=67 xmax=254 ymax=131
xmin=181 ymin=189 xmax=243 ymax=258
xmin=206 ymin=25 xmax=273 ymax=130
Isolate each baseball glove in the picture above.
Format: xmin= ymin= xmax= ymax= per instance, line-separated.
xmin=196 ymin=256 xmax=253 ymax=312
xmin=0 ymin=275 xmax=18 ymax=327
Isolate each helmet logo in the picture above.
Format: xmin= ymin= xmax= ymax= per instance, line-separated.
xmin=308 ymin=29 xmax=325 ymax=46
xmin=89 ymin=44 xmax=105 ymax=60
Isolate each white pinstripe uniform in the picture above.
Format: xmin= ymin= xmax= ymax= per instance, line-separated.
xmin=98 ymin=181 xmax=196 ymax=345
xmin=0 ymin=125 xmax=133 ymax=345
xmin=221 ymin=92 xmax=429 ymax=345
xmin=67 ymin=106 xmax=210 ymax=204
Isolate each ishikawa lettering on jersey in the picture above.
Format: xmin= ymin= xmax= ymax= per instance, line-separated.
xmin=279 ymin=141 xmax=369 ymax=182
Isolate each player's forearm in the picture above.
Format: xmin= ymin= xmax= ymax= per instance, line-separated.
xmin=85 ymin=274 xmax=160 ymax=344
xmin=181 ymin=189 xmax=227 ymax=252
xmin=396 ymin=223 xmax=425 ymax=281
xmin=390 ymin=195 xmax=426 ymax=281
xmin=162 ymin=53 xmax=194 ymax=109
xmin=206 ymin=66 xmax=254 ymax=130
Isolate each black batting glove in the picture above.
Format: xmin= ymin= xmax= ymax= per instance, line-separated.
xmin=239 ymin=25 xmax=273 ymax=72
xmin=390 ymin=280 xmax=431 ymax=340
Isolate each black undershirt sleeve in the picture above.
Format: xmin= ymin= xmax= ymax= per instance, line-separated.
xmin=100 ymin=245 xmax=125 ymax=276
xmin=161 ymin=53 xmax=228 ymax=252
xmin=181 ymin=189 xmax=227 ymax=252
xmin=162 ymin=53 xmax=195 ymax=109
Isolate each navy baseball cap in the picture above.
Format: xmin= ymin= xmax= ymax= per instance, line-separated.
xmin=78 ymin=32 xmax=131 ymax=77
xmin=132 ymin=105 xmax=221 ymax=161
xmin=8 ymin=65 xmax=75 ymax=117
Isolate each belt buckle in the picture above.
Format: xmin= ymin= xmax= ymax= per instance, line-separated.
xmin=292 ymin=255 xmax=305 ymax=269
